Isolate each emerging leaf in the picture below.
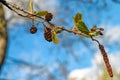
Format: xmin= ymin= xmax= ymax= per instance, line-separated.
xmin=89 ymin=31 xmax=103 ymax=37
xmin=73 ymin=13 xmax=82 ymax=23
xmin=29 ymin=0 xmax=33 ymax=13
xmin=95 ymin=31 xmax=103 ymax=36
xmin=35 ymin=11 xmax=48 ymax=17
xmin=76 ymin=21 xmax=90 ymax=35
xmin=52 ymin=31 xmax=59 ymax=44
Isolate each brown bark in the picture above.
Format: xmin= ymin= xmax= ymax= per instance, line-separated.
xmin=0 ymin=3 xmax=8 ymax=71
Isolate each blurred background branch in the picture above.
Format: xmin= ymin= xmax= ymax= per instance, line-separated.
xmin=0 ymin=3 xmax=8 ymax=72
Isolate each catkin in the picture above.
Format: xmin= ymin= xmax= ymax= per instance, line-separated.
xmin=99 ymin=44 xmax=113 ymax=77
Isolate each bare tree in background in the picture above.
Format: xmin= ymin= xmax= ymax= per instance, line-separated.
xmin=0 ymin=3 xmax=7 ymax=71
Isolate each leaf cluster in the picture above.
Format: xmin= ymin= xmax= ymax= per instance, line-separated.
xmin=73 ymin=13 xmax=104 ymax=37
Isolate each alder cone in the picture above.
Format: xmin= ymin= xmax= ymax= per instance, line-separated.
xmin=45 ymin=13 xmax=53 ymax=21
xmin=44 ymin=27 xmax=52 ymax=42
xmin=30 ymin=26 xmax=37 ymax=34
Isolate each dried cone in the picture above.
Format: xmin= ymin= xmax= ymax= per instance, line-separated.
xmin=45 ymin=13 xmax=53 ymax=21
xmin=99 ymin=44 xmax=113 ymax=77
xmin=30 ymin=26 xmax=37 ymax=34
xmin=44 ymin=26 xmax=52 ymax=42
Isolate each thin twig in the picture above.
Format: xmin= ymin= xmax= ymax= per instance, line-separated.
xmin=2 ymin=1 xmax=89 ymax=37
xmin=57 ymin=26 xmax=88 ymax=36
xmin=91 ymin=36 xmax=100 ymax=45
xmin=0 ymin=0 xmax=12 ymax=10
xmin=6 ymin=1 xmax=44 ymax=19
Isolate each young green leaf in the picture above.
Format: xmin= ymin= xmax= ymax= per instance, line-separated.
xmin=35 ymin=11 xmax=48 ymax=17
xmin=89 ymin=31 xmax=103 ymax=37
xmin=29 ymin=0 xmax=33 ymax=13
xmin=73 ymin=13 xmax=82 ymax=23
xmin=52 ymin=31 xmax=59 ymax=44
xmin=76 ymin=21 xmax=90 ymax=35
xmin=95 ymin=31 xmax=103 ymax=36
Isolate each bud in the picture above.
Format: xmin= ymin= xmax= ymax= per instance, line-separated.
xmin=99 ymin=28 xmax=104 ymax=31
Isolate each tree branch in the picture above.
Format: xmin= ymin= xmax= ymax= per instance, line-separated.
xmin=0 ymin=0 xmax=12 ymax=10
xmin=0 ymin=1 xmax=113 ymax=77
xmin=1 ymin=1 xmax=89 ymax=37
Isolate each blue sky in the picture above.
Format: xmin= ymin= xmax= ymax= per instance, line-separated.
xmin=1 ymin=0 xmax=120 ymax=80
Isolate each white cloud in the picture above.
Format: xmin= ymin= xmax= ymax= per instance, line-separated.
xmin=68 ymin=53 xmax=120 ymax=80
xmin=109 ymin=53 xmax=120 ymax=72
xmin=67 ymin=68 xmax=99 ymax=80
xmin=34 ymin=0 xmax=58 ymax=15
xmin=105 ymin=26 xmax=120 ymax=42
xmin=100 ymin=25 xmax=120 ymax=42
